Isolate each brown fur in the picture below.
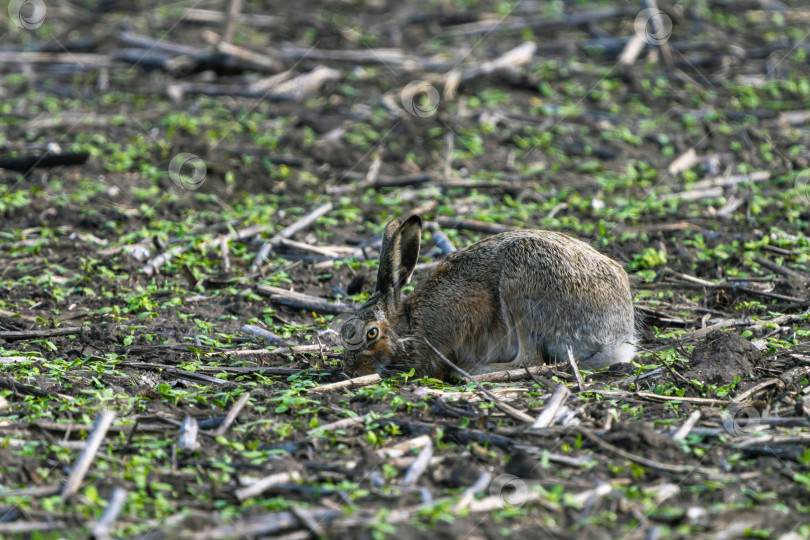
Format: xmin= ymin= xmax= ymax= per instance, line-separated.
xmin=342 ymin=216 xmax=636 ymax=379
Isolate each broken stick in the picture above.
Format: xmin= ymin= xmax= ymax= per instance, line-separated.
xmin=91 ymin=488 xmax=128 ymax=540
xmin=143 ymin=224 xmax=266 ymax=276
xmin=214 ymin=392 xmax=251 ymax=436
xmin=255 ymin=284 xmax=356 ymax=315
xmin=566 ymin=346 xmax=586 ymax=392
xmin=0 ymin=327 xmax=86 ymax=341
xmin=62 ymin=410 xmax=115 ymax=500
xmin=251 ymin=202 xmax=333 ymax=269
xmin=532 ymin=383 xmax=571 ymax=429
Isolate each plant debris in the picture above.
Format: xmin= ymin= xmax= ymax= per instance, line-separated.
xmin=1 ymin=0 xmax=810 ymax=538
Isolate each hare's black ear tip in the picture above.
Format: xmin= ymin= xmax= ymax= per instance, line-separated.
xmin=404 ymin=214 xmax=422 ymax=228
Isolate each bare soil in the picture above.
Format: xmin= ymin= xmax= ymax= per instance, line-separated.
xmin=1 ymin=1 xmax=809 ymax=538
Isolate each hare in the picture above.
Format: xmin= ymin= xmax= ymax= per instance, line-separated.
xmin=341 ymin=215 xmax=636 ymax=379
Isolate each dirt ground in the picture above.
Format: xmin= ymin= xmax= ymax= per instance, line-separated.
xmin=1 ymin=0 xmax=810 ymax=538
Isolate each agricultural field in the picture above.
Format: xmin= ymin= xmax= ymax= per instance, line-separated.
xmin=1 ymin=0 xmax=810 ymax=538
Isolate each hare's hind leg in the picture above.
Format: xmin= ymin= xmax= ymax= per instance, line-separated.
xmin=503 ymin=290 xmax=635 ymax=371
xmin=500 ymin=297 xmax=545 ymax=369
xmin=467 ymin=297 xmax=540 ymax=375
xmin=501 ymin=295 xmax=633 ymax=370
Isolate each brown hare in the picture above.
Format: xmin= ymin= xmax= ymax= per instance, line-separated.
xmin=341 ymin=215 xmax=636 ymax=379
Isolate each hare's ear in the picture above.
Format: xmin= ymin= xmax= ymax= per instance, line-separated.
xmin=376 ymin=215 xmax=422 ymax=297
xmin=381 ymin=217 xmax=402 ymax=256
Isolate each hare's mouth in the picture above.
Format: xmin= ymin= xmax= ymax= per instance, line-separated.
xmin=343 ymin=352 xmax=381 ymax=378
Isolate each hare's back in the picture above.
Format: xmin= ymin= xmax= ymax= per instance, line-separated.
xmin=451 ymin=229 xmax=621 ymax=272
xmin=436 ymin=229 xmax=631 ymax=306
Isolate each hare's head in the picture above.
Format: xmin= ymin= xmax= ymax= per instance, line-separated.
xmin=342 ymin=216 xmax=422 ymax=377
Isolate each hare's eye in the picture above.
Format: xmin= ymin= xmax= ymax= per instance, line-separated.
xmin=366 ymin=327 xmax=379 ymax=340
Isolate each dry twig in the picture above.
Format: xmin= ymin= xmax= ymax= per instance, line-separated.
xmin=532 ymin=383 xmax=571 ymax=428
xmin=255 ymin=285 xmax=356 ymax=315
xmin=566 ymin=346 xmax=586 ymax=392
xmin=62 ymin=410 xmax=115 ymax=500
xmin=91 ymin=488 xmax=128 ymax=540
xmin=309 ymin=374 xmax=382 ymax=393
xmin=401 ymin=438 xmax=433 ymax=487
xmin=235 ymin=471 xmax=302 ymax=501
xmin=251 ymin=203 xmax=333 ymax=268
xmin=411 ymin=336 xmax=535 ymax=424
xmin=214 ymin=392 xmax=251 ymax=436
